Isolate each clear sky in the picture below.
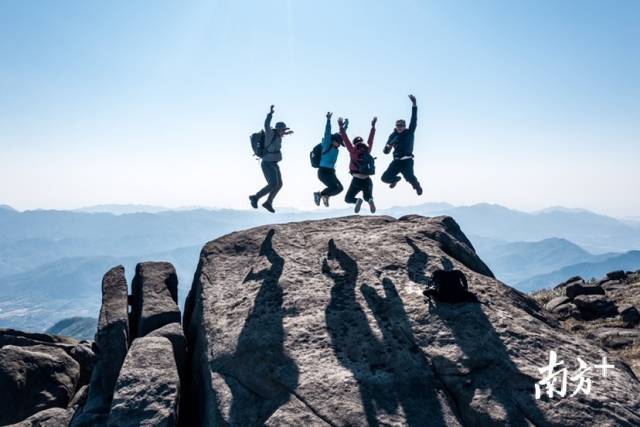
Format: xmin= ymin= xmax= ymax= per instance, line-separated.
xmin=1 ymin=1 xmax=638 ymax=217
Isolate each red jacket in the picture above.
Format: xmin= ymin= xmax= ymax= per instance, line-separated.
xmin=339 ymin=125 xmax=375 ymax=174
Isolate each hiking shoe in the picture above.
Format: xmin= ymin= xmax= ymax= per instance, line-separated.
xmin=314 ymin=192 xmax=321 ymax=207
xmin=249 ymin=195 xmax=258 ymax=209
xmin=322 ymin=195 xmax=330 ymax=207
xmin=368 ymin=199 xmax=376 ymax=214
xmin=389 ymin=179 xmax=398 ymax=189
xmin=262 ymin=202 xmax=275 ymax=213
xmin=354 ymin=198 xmax=363 ymax=214
xmin=416 ymin=184 xmax=423 ymax=196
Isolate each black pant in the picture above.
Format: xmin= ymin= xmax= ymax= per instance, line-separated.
xmin=345 ymin=176 xmax=373 ymax=203
xmin=381 ymin=158 xmax=420 ymax=189
xmin=318 ymin=167 xmax=344 ymax=197
xmin=255 ymin=161 xmax=282 ymax=204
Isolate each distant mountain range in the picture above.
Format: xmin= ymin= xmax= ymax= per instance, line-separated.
xmin=1 ymin=202 xmax=639 ymax=332
xmin=517 ymin=250 xmax=640 ymax=292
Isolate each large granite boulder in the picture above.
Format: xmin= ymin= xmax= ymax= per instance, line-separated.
xmin=130 ymin=262 xmax=180 ymax=339
xmin=620 ymin=304 xmax=640 ymax=327
xmin=72 ymin=266 xmax=129 ymax=426
xmin=0 ymin=344 xmax=80 ymax=425
xmin=183 ymin=215 xmax=640 ymax=426
xmin=573 ymin=295 xmax=618 ymax=320
xmin=565 ymin=282 xmax=605 ymax=299
xmin=108 ymin=337 xmax=180 ymax=426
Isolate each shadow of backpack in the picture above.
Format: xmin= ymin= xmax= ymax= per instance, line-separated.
xmin=423 ymin=269 xmax=476 ymax=303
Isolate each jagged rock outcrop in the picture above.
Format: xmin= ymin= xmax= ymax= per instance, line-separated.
xmin=0 ymin=344 xmax=80 ymax=425
xmin=72 ymin=266 xmax=130 ymax=426
xmin=130 ymin=262 xmax=180 ymax=339
xmin=184 ymin=215 xmax=640 ymax=426
xmin=535 ymin=269 xmax=640 ymax=378
xmin=108 ymin=337 xmax=180 ymax=426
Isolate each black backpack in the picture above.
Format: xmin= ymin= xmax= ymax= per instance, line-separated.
xmin=250 ymin=130 xmax=276 ymax=158
xmin=354 ymin=146 xmax=376 ymax=175
xmin=424 ymin=270 xmax=472 ymax=303
xmin=310 ymin=143 xmax=332 ymax=168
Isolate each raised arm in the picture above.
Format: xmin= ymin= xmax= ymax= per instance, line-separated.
xmin=338 ymin=117 xmax=353 ymax=151
xmin=368 ymin=117 xmax=377 ymax=150
xmin=321 ymin=112 xmax=333 ymax=150
xmin=264 ymin=104 xmax=274 ymax=132
xmin=408 ymin=95 xmax=417 ymax=132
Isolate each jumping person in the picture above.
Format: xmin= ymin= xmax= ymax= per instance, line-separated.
xmin=339 ymin=116 xmax=377 ymax=214
xmin=249 ymin=105 xmax=293 ymax=213
xmin=313 ymin=112 xmax=348 ymax=207
xmin=381 ymin=94 xmax=423 ymax=195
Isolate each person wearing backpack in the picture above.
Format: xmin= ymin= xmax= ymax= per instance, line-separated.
xmin=312 ymin=112 xmax=348 ymax=207
xmin=338 ymin=116 xmax=377 ymax=214
xmin=249 ymin=105 xmax=293 ymax=213
xmin=381 ymin=94 xmax=423 ymax=195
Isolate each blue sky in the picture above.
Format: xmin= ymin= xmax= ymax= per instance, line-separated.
xmin=1 ymin=1 xmax=638 ymax=216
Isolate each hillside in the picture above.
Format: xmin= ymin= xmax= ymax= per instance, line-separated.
xmin=518 ymin=251 xmax=640 ymax=292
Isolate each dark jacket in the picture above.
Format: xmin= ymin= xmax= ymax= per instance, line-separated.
xmin=385 ymin=106 xmax=417 ymax=159
xmin=262 ymin=112 xmax=283 ymax=162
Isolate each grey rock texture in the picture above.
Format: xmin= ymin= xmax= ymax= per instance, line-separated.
xmin=184 ymin=215 xmax=640 ymax=426
xmin=147 ymin=322 xmax=187 ymax=382
xmin=7 ymin=407 xmax=75 ymax=427
xmin=108 ymin=336 xmax=180 ymax=427
xmin=0 ymin=344 xmax=80 ymax=425
xmin=544 ymin=296 xmax=571 ymax=312
xmin=130 ymin=262 xmax=180 ymax=339
xmin=72 ymin=266 xmax=129 ymax=426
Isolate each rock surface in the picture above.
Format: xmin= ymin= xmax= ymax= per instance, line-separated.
xmin=565 ymin=282 xmax=605 ymax=299
xmin=108 ymin=336 xmax=180 ymax=427
xmin=0 ymin=344 xmax=80 ymax=425
xmin=573 ymin=294 xmax=618 ymax=320
xmin=130 ymin=262 xmax=180 ymax=339
xmin=184 ymin=215 xmax=640 ymax=426
xmin=72 ymin=266 xmax=130 ymax=426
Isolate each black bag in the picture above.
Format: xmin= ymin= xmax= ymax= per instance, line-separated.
xmin=310 ymin=143 xmax=331 ymax=168
xmin=355 ymin=146 xmax=376 ymax=175
xmin=250 ymin=131 xmax=276 ymax=158
xmin=424 ymin=269 xmax=471 ymax=303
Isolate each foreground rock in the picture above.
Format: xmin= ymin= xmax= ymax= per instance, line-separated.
xmin=108 ymin=337 xmax=180 ymax=426
xmin=72 ymin=266 xmax=130 ymax=426
xmin=184 ymin=215 xmax=640 ymax=426
xmin=130 ymin=262 xmax=180 ymax=339
xmin=0 ymin=344 xmax=80 ymax=425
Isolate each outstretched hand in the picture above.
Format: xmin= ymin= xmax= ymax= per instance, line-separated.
xmin=371 ymin=116 xmax=377 ymax=127
xmin=326 ymin=111 xmax=332 ymax=119
xmin=408 ymin=94 xmax=416 ymax=106
xmin=270 ymin=105 xmax=275 ymax=114
xmin=337 ymin=117 xmax=344 ymax=127
xmin=284 ymin=130 xmax=294 ymax=135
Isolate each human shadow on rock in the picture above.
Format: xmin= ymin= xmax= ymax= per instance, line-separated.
xmin=323 ymin=239 xmax=449 ymax=426
xmin=407 ymin=240 xmax=556 ymax=426
xmin=214 ymin=229 xmax=299 ymax=425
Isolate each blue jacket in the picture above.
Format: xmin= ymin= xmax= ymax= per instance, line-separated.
xmin=319 ymin=117 xmax=348 ymax=169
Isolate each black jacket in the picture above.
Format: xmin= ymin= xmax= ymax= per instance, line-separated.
xmin=385 ymin=106 xmax=417 ymax=159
